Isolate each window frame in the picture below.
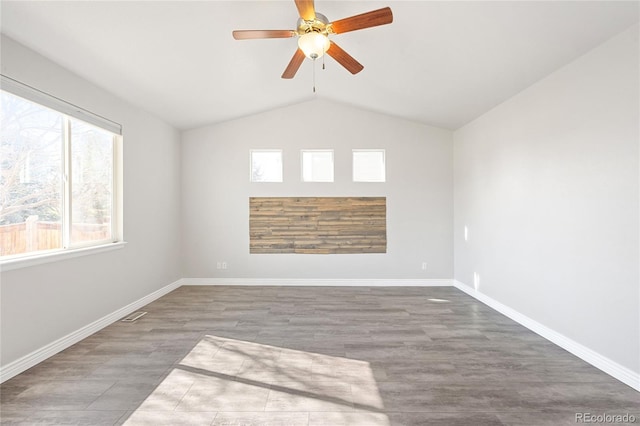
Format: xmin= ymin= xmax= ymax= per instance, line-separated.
xmin=0 ymin=76 xmax=123 ymax=269
xmin=301 ymin=149 xmax=334 ymax=183
xmin=352 ymin=149 xmax=386 ymax=183
xmin=249 ymin=149 xmax=283 ymax=183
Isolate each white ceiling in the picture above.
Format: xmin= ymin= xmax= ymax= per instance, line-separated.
xmin=1 ymin=1 xmax=638 ymax=130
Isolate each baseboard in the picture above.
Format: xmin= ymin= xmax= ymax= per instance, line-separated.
xmin=453 ymin=280 xmax=640 ymax=392
xmin=6 ymin=277 xmax=637 ymax=392
xmin=183 ymin=278 xmax=454 ymax=287
xmin=0 ymin=278 xmax=184 ymax=384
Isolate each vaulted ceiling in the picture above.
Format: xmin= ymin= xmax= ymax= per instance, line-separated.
xmin=1 ymin=1 xmax=638 ymax=130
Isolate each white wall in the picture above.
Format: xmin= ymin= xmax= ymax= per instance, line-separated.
xmin=454 ymin=25 xmax=639 ymax=374
xmin=0 ymin=36 xmax=182 ymax=366
xmin=181 ymin=99 xmax=453 ymax=279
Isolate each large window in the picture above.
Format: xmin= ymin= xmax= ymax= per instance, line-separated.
xmin=0 ymin=83 xmax=121 ymax=259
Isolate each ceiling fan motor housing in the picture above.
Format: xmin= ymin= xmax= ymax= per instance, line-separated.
xmin=297 ymin=13 xmax=331 ymax=36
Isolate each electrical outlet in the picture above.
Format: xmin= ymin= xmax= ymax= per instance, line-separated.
xmin=421 ymin=262 xmax=427 ymax=270
xmin=222 ymin=261 xmax=227 ymax=270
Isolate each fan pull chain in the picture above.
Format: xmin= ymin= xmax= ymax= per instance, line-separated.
xmin=312 ymin=58 xmax=316 ymax=93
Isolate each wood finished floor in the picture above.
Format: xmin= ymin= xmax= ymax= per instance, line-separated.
xmin=1 ymin=286 xmax=638 ymax=426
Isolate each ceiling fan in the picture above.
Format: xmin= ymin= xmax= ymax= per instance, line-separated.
xmin=232 ymin=0 xmax=393 ymax=79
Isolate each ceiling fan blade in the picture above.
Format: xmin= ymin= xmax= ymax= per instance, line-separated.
xmin=295 ymin=0 xmax=316 ymax=20
xmin=233 ymin=30 xmax=296 ymax=40
xmin=282 ymin=49 xmax=306 ymax=79
xmin=327 ymin=41 xmax=364 ymax=74
xmin=330 ymin=7 xmax=393 ymax=34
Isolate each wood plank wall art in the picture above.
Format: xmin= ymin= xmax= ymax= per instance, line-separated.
xmin=249 ymin=197 xmax=387 ymax=254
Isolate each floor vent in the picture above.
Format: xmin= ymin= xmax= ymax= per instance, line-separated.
xmin=121 ymin=311 xmax=147 ymax=322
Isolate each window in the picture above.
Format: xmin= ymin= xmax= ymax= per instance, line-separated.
xmin=250 ymin=150 xmax=283 ymax=182
xmin=353 ymin=149 xmax=385 ymax=182
xmin=301 ymin=150 xmax=334 ymax=182
xmin=1 ymin=79 xmax=121 ymax=260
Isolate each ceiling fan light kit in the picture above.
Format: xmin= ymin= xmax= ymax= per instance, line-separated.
xmin=232 ymin=0 xmax=393 ymax=79
xmin=298 ymin=32 xmax=330 ymax=59
xmin=296 ymin=12 xmax=330 ymax=60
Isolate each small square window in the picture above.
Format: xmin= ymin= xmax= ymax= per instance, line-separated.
xmin=250 ymin=150 xmax=283 ymax=182
xmin=353 ymin=149 xmax=385 ymax=182
xmin=302 ymin=150 xmax=334 ymax=182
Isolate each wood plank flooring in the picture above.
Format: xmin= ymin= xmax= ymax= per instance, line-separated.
xmin=1 ymin=286 xmax=638 ymax=425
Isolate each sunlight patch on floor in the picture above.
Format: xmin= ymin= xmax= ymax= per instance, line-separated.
xmin=123 ymin=335 xmax=388 ymax=425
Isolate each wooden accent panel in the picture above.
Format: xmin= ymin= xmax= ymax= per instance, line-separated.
xmin=250 ymin=197 xmax=387 ymax=254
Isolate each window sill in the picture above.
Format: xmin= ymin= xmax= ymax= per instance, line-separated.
xmin=0 ymin=242 xmax=127 ymax=272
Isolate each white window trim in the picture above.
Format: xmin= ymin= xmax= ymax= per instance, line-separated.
xmin=1 ymin=74 xmax=122 ymax=135
xmin=352 ymin=149 xmax=386 ymax=183
xmin=0 ymin=241 xmax=127 ymax=272
xmin=249 ymin=149 xmax=283 ymax=183
xmin=301 ymin=149 xmax=334 ymax=183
